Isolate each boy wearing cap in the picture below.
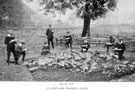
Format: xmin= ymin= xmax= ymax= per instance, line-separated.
xmin=119 ymin=39 xmax=126 ymax=60
xmin=64 ymin=31 xmax=72 ymax=49
xmin=114 ymin=39 xmax=126 ymax=60
xmin=4 ymin=30 xmax=18 ymax=64
xmin=41 ymin=42 xmax=50 ymax=56
xmin=16 ymin=40 xmax=27 ymax=62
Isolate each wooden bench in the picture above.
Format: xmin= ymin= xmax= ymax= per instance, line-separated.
xmin=55 ymin=38 xmax=65 ymax=46
xmin=75 ymin=38 xmax=107 ymax=47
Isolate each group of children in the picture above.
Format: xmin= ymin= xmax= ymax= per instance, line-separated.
xmin=5 ymin=29 xmax=126 ymax=65
xmin=4 ymin=30 xmax=27 ymax=65
xmin=41 ymin=31 xmax=90 ymax=56
xmin=62 ymin=31 xmax=90 ymax=53
xmin=42 ymin=33 xmax=126 ymax=61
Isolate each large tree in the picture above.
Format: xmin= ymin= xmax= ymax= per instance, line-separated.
xmin=0 ymin=0 xmax=34 ymax=28
xmin=37 ymin=0 xmax=117 ymax=37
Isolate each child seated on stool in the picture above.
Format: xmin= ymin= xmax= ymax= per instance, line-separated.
xmin=81 ymin=39 xmax=90 ymax=53
xmin=16 ymin=40 xmax=27 ymax=62
xmin=41 ymin=42 xmax=50 ymax=56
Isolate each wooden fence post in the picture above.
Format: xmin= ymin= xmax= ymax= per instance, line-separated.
xmin=98 ymin=40 xmax=101 ymax=47
xmin=129 ymin=39 xmax=131 ymax=48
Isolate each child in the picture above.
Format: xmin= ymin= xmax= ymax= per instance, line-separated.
xmin=119 ymin=39 xmax=126 ymax=60
xmin=4 ymin=30 xmax=18 ymax=64
xmin=16 ymin=40 xmax=27 ymax=62
xmin=64 ymin=31 xmax=72 ymax=49
xmin=113 ymin=39 xmax=126 ymax=60
xmin=81 ymin=39 xmax=90 ymax=52
xmin=41 ymin=42 xmax=50 ymax=56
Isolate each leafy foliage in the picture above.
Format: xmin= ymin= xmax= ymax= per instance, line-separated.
xmin=38 ymin=0 xmax=117 ymax=20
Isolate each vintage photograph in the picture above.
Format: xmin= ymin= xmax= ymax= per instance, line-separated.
xmin=0 ymin=0 xmax=135 ymax=82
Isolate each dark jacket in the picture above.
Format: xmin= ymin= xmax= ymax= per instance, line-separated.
xmin=16 ymin=44 xmax=26 ymax=52
xmin=64 ymin=34 xmax=72 ymax=43
xmin=119 ymin=42 xmax=126 ymax=51
xmin=42 ymin=45 xmax=50 ymax=52
xmin=4 ymin=36 xmax=16 ymax=48
xmin=81 ymin=42 xmax=90 ymax=49
xmin=46 ymin=28 xmax=54 ymax=39
xmin=109 ymin=36 xmax=115 ymax=43
xmin=114 ymin=42 xmax=126 ymax=52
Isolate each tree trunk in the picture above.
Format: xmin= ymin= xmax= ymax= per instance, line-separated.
xmin=81 ymin=15 xmax=91 ymax=37
xmin=81 ymin=2 xmax=91 ymax=37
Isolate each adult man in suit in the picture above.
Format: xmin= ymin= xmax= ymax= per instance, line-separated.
xmin=46 ymin=24 xmax=54 ymax=49
xmin=4 ymin=30 xmax=18 ymax=64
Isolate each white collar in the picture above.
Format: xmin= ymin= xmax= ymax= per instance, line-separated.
xmin=18 ymin=43 xmax=22 ymax=46
xmin=7 ymin=34 xmax=11 ymax=37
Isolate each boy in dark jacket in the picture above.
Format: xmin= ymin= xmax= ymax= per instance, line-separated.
xmin=64 ymin=31 xmax=72 ymax=49
xmin=81 ymin=39 xmax=90 ymax=52
xmin=4 ymin=30 xmax=18 ymax=64
xmin=16 ymin=40 xmax=27 ymax=62
xmin=114 ymin=39 xmax=126 ymax=60
xmin=41 ymin=42 xmax=50 ymax=56
xmin=119 ymin=40 xmax=126 ymax=60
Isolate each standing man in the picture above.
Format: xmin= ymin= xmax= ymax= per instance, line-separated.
xmin=4 ymin=30 xmax=18 ymax=64
xmin=46 ymin=24 xmax=54 ymax=49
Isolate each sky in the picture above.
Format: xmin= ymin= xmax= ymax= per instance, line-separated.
xmin=23 ymin=0 xmax=135 ymax=26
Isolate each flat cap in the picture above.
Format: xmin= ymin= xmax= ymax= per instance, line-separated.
xmin=8 ymin=30 xmax=14 ymax=34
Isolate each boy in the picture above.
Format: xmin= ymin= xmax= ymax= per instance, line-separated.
xmin=81 ymin=39 xmax=90 ymax=52
xmin=4 ymin=30 xmax=18 ymax=64
xmin=119 ymin=39 xmax=126 ymax=60
xmin=114 ymin=39 xmax=126 ymax=60
xmin=64 ymin=31 xmax=72 ymax=49
xmin=106 ymin=36 xmax=115 ymax=52
xmin=41 ymin=42 xmax=50 ymax=56
xmin=16 ymin=40 xmax=27 ymax=62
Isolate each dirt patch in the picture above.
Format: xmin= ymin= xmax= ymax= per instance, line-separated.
xmin=31 ymin=68 xmax=111 ymax=81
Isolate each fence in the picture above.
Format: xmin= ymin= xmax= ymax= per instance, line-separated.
xmin=125 ymin=40 xmax=135 ymax=50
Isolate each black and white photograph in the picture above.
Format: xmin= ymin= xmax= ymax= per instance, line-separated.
xmin=0 ymin=0 xmax=135 ymax=90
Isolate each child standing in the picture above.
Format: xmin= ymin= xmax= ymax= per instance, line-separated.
xmin=64 ymin=31 xmax=72 ymax=49
xmin=4 ymin=30 xmax=18 ymax=64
